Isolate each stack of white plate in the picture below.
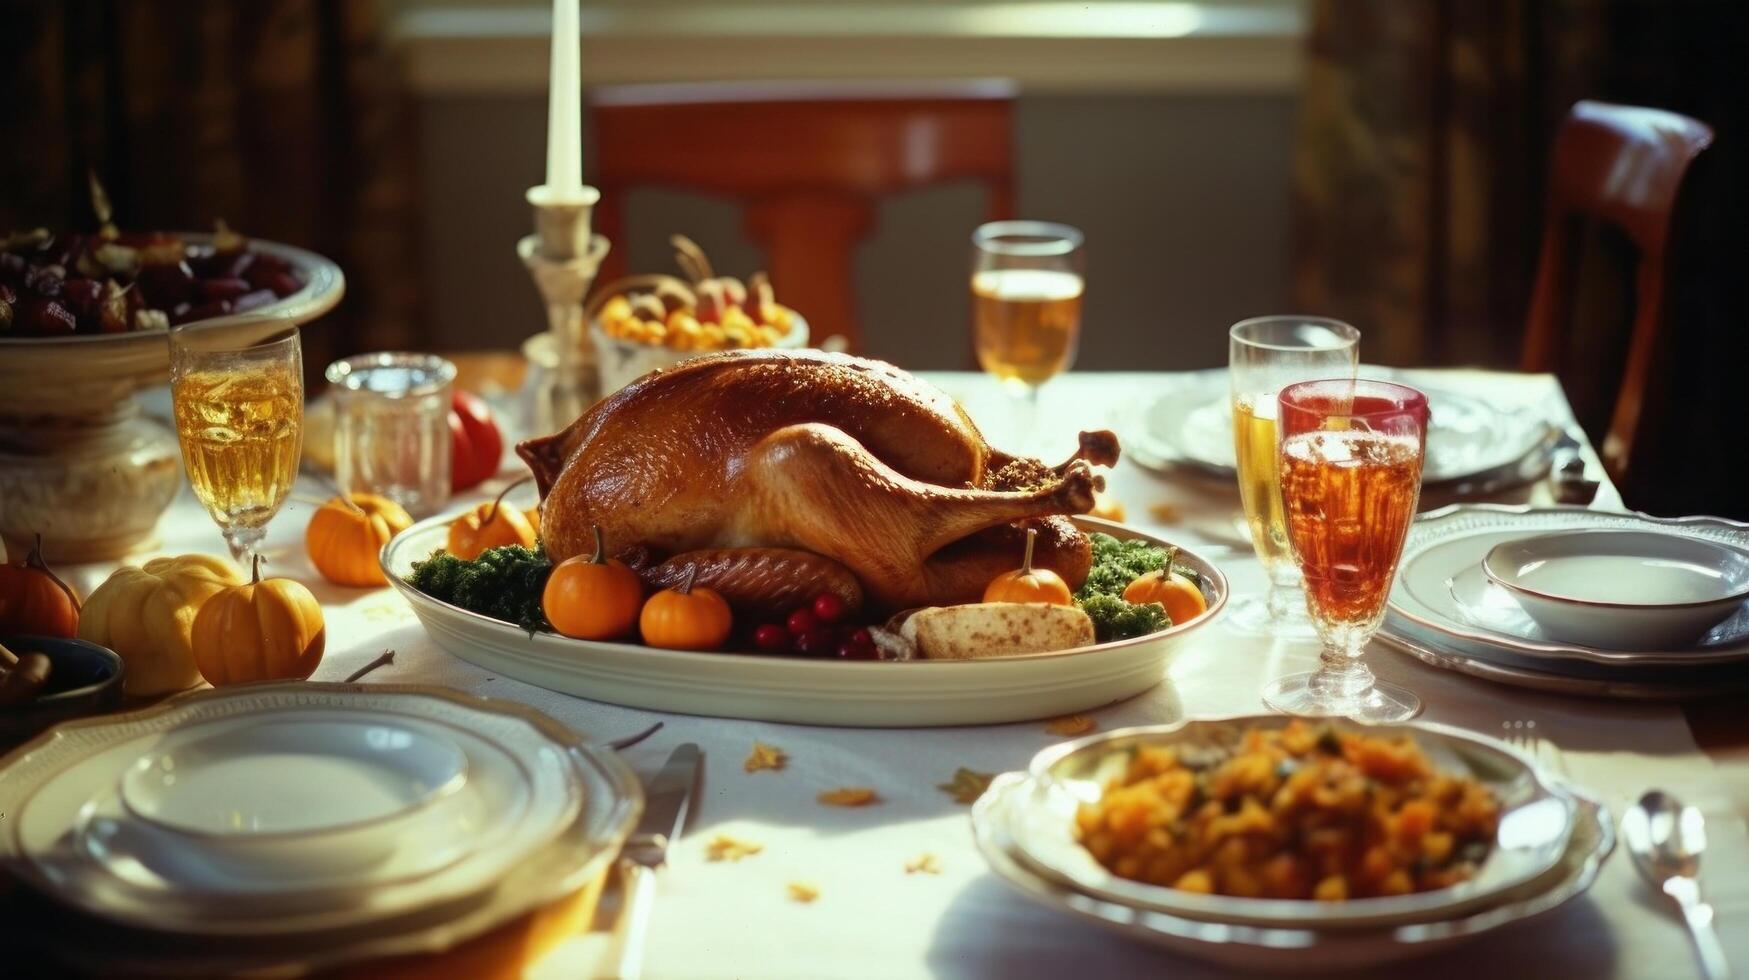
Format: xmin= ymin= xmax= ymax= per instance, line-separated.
xmin=1380 ymin=505 xmax=1749 ymax=699
xmin=971 ymin=716 xmax=1612 ymax=971
xmin=0 ymin=682 xmax=641 ymax=975
xmin=1124 ymin=368 xmax=1556 ymax=491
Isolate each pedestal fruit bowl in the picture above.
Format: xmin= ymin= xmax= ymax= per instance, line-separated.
xmin=0 ymin=235 xmax=343 ymax=561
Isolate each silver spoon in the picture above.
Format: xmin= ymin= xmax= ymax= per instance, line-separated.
xmin=1624 ymin=790 xmax=1732 ymax=980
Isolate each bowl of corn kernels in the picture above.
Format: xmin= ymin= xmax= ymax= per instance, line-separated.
xmin=589 ymin=235 xmax=808 ymax=394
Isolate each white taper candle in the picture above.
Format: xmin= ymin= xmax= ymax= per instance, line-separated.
xmin=545 ymin=0 xmax=583 ymax=196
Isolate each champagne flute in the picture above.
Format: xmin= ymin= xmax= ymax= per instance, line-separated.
xmin=1228 ymin=316 xmax=1359 ymax=637
xmin=169 ymin=318 xmax=304 ymax=568
xmin=1263 ymin=378 xmax=1429 ymax=722
xmin=971 ymin=221 xmax=1084 ymax=454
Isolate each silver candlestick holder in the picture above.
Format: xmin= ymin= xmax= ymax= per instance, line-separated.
xmin=519 ymin=184 xmax=611 ymax=436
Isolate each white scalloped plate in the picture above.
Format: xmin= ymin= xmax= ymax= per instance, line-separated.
xmin=972 ymin=771 xmax=1613 ymax=972
xmin=382 ymin=515 xmax=1229 ymax=727
xmin=1388 ymin=505 xmax=1749 ymax=668
xmin=0 ymin=683 xmax=636 ymax=961
xmin=1006 ymin=717 xmax=1576 ymax=930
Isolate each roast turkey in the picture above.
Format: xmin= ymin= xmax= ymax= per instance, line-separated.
xmin=517 ymin=350 xmax=1118 ymax=613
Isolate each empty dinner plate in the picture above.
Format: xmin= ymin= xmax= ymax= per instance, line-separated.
xmin=1003 ymin=717 xmax=1576 ymax=930
xmin=1127 ymin=370 xmax=1553 ymax=486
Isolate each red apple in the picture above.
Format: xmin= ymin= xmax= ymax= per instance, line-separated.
xmin=450 ymin=390 xmax=503 ymax=492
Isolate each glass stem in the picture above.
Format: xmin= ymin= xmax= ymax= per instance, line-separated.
xmin=1264 ymin=575 xmax=1301 ymax=621
xmin=1308 ymin=631 xmax=1375 ymax=701
xmin=222 ymin=525 xmax=266 ymax=569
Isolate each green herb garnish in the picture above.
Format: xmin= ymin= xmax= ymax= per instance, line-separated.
xmin=409 ymin=545 xmax=553 ymax=635
xmin=1074 ymin=532 xmax=1200 ymax=642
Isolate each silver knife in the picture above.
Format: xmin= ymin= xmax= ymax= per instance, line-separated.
xmin=612 ymin=743 xmax=701 ymax=980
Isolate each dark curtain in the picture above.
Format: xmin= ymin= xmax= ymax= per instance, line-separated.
xmin=0 ymin=0 xmax=420 ymax=379
xmin=1292 ymin=0 xmax=1749 ymax=518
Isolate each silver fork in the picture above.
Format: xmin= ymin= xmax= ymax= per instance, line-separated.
xmin=1502 ymin=719 xmax=1571 ymax=781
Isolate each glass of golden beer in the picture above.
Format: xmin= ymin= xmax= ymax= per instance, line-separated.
xmin=169 ymin=319 xmax=304 ymax=568
xmin=1264 ymin=379 xmax=1428 ymax=722
xmin=1228 ymin=316 xmax=1359 ymax=637
xmin=971 ymin=221 xmax=1084 ymax=450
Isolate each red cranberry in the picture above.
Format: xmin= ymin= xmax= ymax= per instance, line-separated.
xmin=794 ymin=627 xmax=835 ymax=657
xmin=786 ymin=609 xmax=819 ymax=636
xmin=752 ymin=624 xmax=791 ymax=654
xmin=812 ymin=593 xmax=846 ymax=624
xmin=837 ymin=638 xmax=880 ymax=660
xmin=848 ymin=627 xmax=873 ymax=648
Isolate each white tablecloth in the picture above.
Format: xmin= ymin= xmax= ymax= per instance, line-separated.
xmin=64 ymin=370 xmax=1748 ymax=979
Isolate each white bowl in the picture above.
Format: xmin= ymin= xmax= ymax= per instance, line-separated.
xmin=119 ymin=716 xmax=468 ymax=879
xmin=1483 ymin=530 xmax=1749 ymax=650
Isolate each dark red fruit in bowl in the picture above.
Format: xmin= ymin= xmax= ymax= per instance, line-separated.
xmin=137 ymin=260 xmax=195 ymax=306
xmin=198 ymin=277 xmax=251 ymax=301
xmin=19 ymin=297 xmax=76 ymax=335
xmin=786 ymin=609 xmax=819 ymax=636
xmin=59 ymin=278 xmax=102 ymax=324
xmin=23 ymin=264 xmax=63 ymax=297
xmin=752 ymin=624 xmax=791 ymax=654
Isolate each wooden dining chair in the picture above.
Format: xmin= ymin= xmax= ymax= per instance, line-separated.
xmin=1520 ymin=100 xmax=1713 ymax=484
xmin=590 ymin=80 xmax=1017 ymax=350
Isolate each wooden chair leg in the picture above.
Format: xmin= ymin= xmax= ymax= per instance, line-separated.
xmin=745 ymin=193 xmax=873 ymax=351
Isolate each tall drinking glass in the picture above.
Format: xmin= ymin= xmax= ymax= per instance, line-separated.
xmin=971 ymin=221 xmax=1084 ymax=452
xmin=169 ymin=319 xmax=304 ymax=567
xmin=325 ymin=352 xmax=456 ymax=517
xmin=1228 ymin=316 xmax=1360 ymax=636
xmin=1263 ymin=379 xmax=1428 ymax=722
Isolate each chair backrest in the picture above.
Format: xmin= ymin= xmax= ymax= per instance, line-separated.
xmin=1521 ymin=100 xmax=1713 ymax=483
xmin=590 ymin=80 xmax=1016 ymax=350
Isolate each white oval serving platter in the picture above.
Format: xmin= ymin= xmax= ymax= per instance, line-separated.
xmin=382 ymin=515 xmax=1228 ymax=727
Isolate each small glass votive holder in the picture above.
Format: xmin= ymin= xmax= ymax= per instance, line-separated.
xmin=325 ymin=352 xmax=456 ymax=516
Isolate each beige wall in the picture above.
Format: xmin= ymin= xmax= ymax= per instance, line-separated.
xmin=416 ymin=92 xmax=1295 ymax=372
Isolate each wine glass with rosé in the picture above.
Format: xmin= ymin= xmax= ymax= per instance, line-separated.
xmin=1262 ymin=378 xmax=1428 ymax=722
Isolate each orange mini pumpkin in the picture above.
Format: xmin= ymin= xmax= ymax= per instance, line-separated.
xmin=1122 ymin=552 xmax=1207 ymax=626
xmin=983 ymin=528 xmax=1073 ymax=605
xmin=447 ymin=479 xmax=537 ymax=560
xmin=0 ymin=533 xmax=80 ymax=638
xmin=191 ymin=554 xmax=326 ymax=686
xmin=639 ymin=566 xmax=732 ymax=651
xmin=543 ymin=526 xmax=644 ymax=640
xmin=306 ymin=494 xmax=413 ymax=588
